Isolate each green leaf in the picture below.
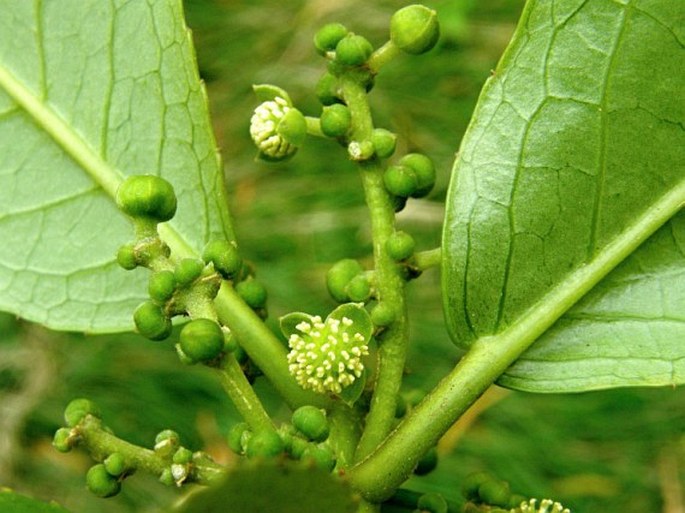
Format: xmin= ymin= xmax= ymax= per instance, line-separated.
xmin=280 ymin=311 xmax=315 ymax=339
xmin=0 ymin=488 xmax=71 ymax=513
xmin=329 ymin=302 xmax=374 ymax=342
xmin=0 ymin=0 xmax=234 ymax=333
xmin=176 ymin=460 xmax=358 ymax=513
xmin=252 ymin=83 xmax=293 ymax=105
xmin=442 ymin=0 xmax=684 ymax=389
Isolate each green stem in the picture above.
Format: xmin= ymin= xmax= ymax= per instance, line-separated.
xmin=305 ymin=116 xmax=325 ymax=137
xmin=413 ymin=247 xmax=441 ymax=271
xmin=339 ymin=76 xmax=409 ymax=461
xmin=367 ymin=41 xmax=401 ymax=73
xmin=357 ymin=498 xmax=381 ymax=513
xmin=328 ymin=403 xmax=363 ymax=468
xmin=348 ymin=179 xmax=685 ymax=501
xmin=218 ymin=354 xmax=275 ymax=433
xmin=214 ymin=283 xmax=331 ymax=410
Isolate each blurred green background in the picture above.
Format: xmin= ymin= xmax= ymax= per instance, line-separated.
xmin=1 ymin=1 xmax=683 ymax=512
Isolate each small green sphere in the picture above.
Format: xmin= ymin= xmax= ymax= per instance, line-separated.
xmin=174 ymin=258 xmax=205 ymax=287
xmin=292 ymin=406 xmax=330 ymax=442
xmin=235 ymin=279 xmax=268 ymax=309
xmin=400 ymin=153 xmax=436 ymax=197
xmin=227 ymin=422 xmax=250 ymax=454
xmin=179 ymin=318 xmax=225 ymax=363
xmin=202 ymin=240 xmax=242 ymax=279
xmin=302 ymin=444 xmax=336 ymax=472
xmin=345 ymin=274 xmax=372 ymax=302
xmin=116 ymin=175 xmax=177 ymax=222
xmin=414 ymin=446 xmax=438 ymax=475
xmin=386 ymin=231 xmax=416 ymax=261
xmin=417 ymin=492 xmax=448 ymax=513
xmin=172 ymin=447 xmax=193 ymax=465
xmin=315 ymin=72 xmax=341 ymax=105
xmin=335 ymin=33 xmax=373 ymax=66
xmin=64 ymin=398 xmax=100 ymax=427
xmin=326 ymin=259 xmax=363 ymax=302
xmin=86 ymin=464 xmax=121 ymax=498
xmin=245 ymin=430 xmax=285 ymax=459
xmin=277 ymin=108 xmax=308 ymax=146
xmin=133 ymin=300 xmax=172 ymax=341
xmin=461 ymin=471 xmax=494 ymax=501
xmin=116 ymin=243 xmax=138 ymax=270
xmin=320 ymin=104 xmax=352 ymax=138
xmin=104 ymin=453 xmax=127 ymax=477
xmin=371 ymin=302 xmax=396 ymax=328
xmin=390 ymin=5 xmax=440 ymax=55
xmin=53 ymin=427 xmax=74 ymax=453
xmin=371 ymin=128 xmax=397 ymax=159
xmin=314 ymin=23 xmax=348 ymax=54
xmin=148 ymin=270 xmax=177 ymax=303
xmin=384 ymin=164 xmax=418 ymax=198
xmin=478 ymin=479 xmax=511 ymax=507
xmin=155 ymin=429 xmax=180 ymax=447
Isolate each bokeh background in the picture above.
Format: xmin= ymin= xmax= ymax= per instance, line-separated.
xmin=1 ymin=1 xmax=683 ymax=512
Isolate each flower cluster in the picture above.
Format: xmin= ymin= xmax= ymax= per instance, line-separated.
xmin=286 ymin=315 xmax=369 ymax=394
xmin=249 ymin=97 xmax=298 ymax=159
xmin=515 ymin=498 xmax=570 ymax=513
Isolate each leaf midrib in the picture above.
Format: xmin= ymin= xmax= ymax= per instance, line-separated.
xmin=0 ymin=63 xmax=197 ymax=258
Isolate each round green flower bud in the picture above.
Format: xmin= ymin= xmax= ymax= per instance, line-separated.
xmin=478 ymin=479 xmax=511 ymax=507
xmin=277 ymin=108 xmax=308 ymax=147
xmin=86 ymin=463 xmax=121 ymax=498
xmin=202 ymin=240 xmax=242 ymax=279
xmin=288 ymin=435 xmax=309 ymax=460
xmin=417 ymin=492 xmax=448 ymax=513
xmin=386 ymin=231 xmax=416 ymax=261
xmin=320 ymin=104 xmax=352 ymax=138
xmin=414 ymin=446 xmax=438 ymax=475
xmin=227 ymin=422 xmax=250 ymax=454
xmin=174 ymin=258 xmax=205 ymax=288
xmin=235 ymin=279 xmax=268 ymax=309
xmin=345 ymin=274 xmax=372 ymax=302
xmin=383 ymin=164 xmax=418 ymax=198
xmin=326 ymin=259 xmax=363 ymax=302
xmin=399 ymin=153 xmax=436 ymax=197
xmin=315 ymin=72 xmax=341 ymax=105
xmin=104 ymin=453 xmax=127 ymax=477
xmin=392 ymin=194 xmax=408 ymax=213
xmin=348 ymin=140 xmax=375 ymax=161
xmin=133 ymin=301 xmax=172 ymax=341
xmin=371 ymin=302 xmax=396 ymax=328
xmin=314 ymin=23 xmax=348 ymax=55
xmin=245 ymin=430 xmax=285 ymax=459
xmin=335 ymin=33 xmax=373 ymax=66
xmin=159 ymin=468 xmax=175 ymax=487
xmin=172 ymin=447 xmax=193 ymax=465
xmin=302 ymin=444 xmax=336 ymax=472
xmin=116 ymin=243 xmax=138 ymax=270
xmin=461 ymin=471 xmax=494 ymax=501
xmin=292 ymin=406 xmax=330 ymax=442
xmin=371 ymin=128 xmax=397 ymax=159
xmin=53 ymin=427 xmax=74 ymax=453
xmin=64 ymin=398 xmax=100 ymax=427
xmin=390 ymin=5 xmax=440 ymax=55
xmin=179 ymin=318 xmax=225 ymax=363
xmin=148 ymin=270 xmax=177 ymax=303
xmin=155 ymin=429 xmax=180 ymax=447
xmin=116 ymin=175 xmax=177 ymax=222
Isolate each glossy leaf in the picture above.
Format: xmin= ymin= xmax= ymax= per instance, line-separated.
xmin=0 ymin=489 xmax=71 ymax=513
xmin=442 ymin=0 xmax=684 ymax=390
xmin=0 ymin=0 xmax=233 ymax=333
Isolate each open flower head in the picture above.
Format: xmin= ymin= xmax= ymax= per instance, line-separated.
xmin=514 ymin=499 xmax=570 ymax=513
xmin=283 ymin=304 xmax=372 ymax=395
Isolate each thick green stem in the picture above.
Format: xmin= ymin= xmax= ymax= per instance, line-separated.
xmin=218 ymin=354 xmax=275 ymax=433
xmin=215 ymin=283 xmax=331 ymax=410
xmin=340 ymin=77 xmax=409 ymax=461
xmin=328 ymin=403 xmax=363 ymax=468
xmin=305 ymin=116 xmax=325 ymax=137
xmin=413 ymin=247 xmax=441 ymax=271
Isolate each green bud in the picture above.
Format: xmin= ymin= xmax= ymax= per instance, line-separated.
xmin=116 ymin=175 xmax=177 ymax=222
xmin=315 ymin=72 xmax=342 ymax=105
xmin=390 ymin=5 xmax=440 ymax=55
xmin=335 ymin=33 xmax=373 ymax=66
xmin=414 ymin=446 xmax=438 ymax=475
xmin=53 ymin=427 xmax=74 ymax=453
xmin=417 ymin=492 xmax=448 ymax=513
xmin=371 ymin=302 xmax=396 ymax=328
xmin=174 ymin=258 xmax=205 ymax=288
xmin=245 ymin=430 xmax=285 ymax=459
xmin=235 ymin=279 xmax=268 ymax=309
xmin=399 ymin=153 xmax=436 ymax=197
xmin=103 ymin=453 xmax=127 ymax=477
xmin=202 ymin=240 xmax=242 ymax=279
xmin=461 ymin=471 xmax=494 ymax=501
xmin=291 ymin=406 xmax=330 ymax=442
xmin=386 ymin=231 xmax=416 ymax=261
xmin=345 ymin=274 xmax=372 ymax=302
xmin=314 ymin=23 xmax=348 ymax=55
xmin=155 ymin=429 xmax=180 ymax=446
xmin=116 ymin=243 xmax=138 ymax=270
xmin=302 ymin=444 xmax=336 ymax=472
xmin=371 ymin=128 xmax=397 ymax=159
xmin=320 ymin=104 xmax=352 ymax=138
xmin=478 ymin=479 xmax=511 ymax=507
xmin=384 ymin=164 xmax=418 ymax=197
xmin=159 ymin=468 xmax=175 ymax=487
xmin=326 ymin=259 xmax=363 ymax=302
xmin=227 ymin=422 xmax=250 ymax=454
xmin=392 ymin=195 xmax=408 ymax=213
xmin=86 ymin=464 xmax=121 ymax=498
xmin=64 ymin=398 xmax=100 ymax=427
xmin=348 ymin=140 xmax=375 ymax=161
xmin=133 ymin=300 xmax=172 ymax=341
xmin=288 ymin=435 xmax=309 ymax=460
xmin=172 ymin=447 xmax=193 ymax=465
xmin=277 ymin=108 xmax=308 ymax=147
xmin=148 ymin=270 xmax=177 ymax=303
xmin=179 ymin=318 xmax=225 ymax=363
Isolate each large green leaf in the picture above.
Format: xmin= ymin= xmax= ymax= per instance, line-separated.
xmin=0 ymin=489 xmax=71 ymax=513
xmin=442 ymin=0 xmax=684 ymax=390
xmin=0 ymin=0 xmax=233 ymax=333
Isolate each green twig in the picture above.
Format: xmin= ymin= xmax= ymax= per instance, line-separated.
xmin=413 ymin=247 xmax=441 ymax=271
xmin=367 ymin=41 xmax=401 ymax=73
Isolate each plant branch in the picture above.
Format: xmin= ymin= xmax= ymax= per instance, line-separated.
xmin=413 ymin=247 xmax=441 ymax=271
